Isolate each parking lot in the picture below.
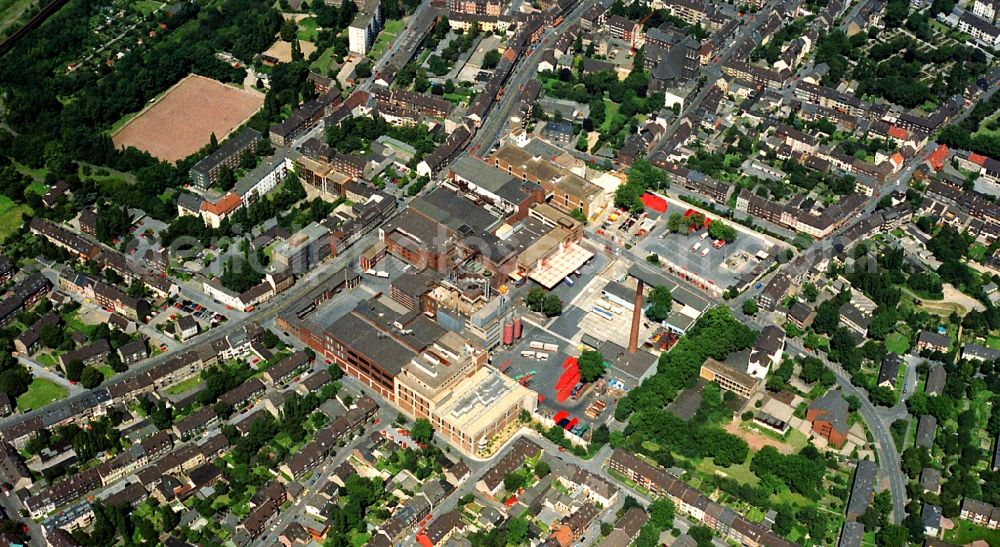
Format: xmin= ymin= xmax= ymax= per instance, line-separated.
xmin=635 ymin=222 xmax=773 ymax=290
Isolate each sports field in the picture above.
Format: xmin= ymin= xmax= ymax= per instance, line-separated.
xmin=111 ymin=74 xmax=263 ymax=163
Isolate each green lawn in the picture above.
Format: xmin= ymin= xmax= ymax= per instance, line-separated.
xmin=17 ymin=378 xmax=68 ymax=411
xmin=369 ymin=17 xmax=405 ymax=61
xmin=13 ymin=161 xmax=49 ymax=181
xmin=696 ymin=457 xmax=760 ymax=486
xmin=599 ymin=99 xmax=621 ymax=134
xmin=444 ymin=87 xmax=475 ymax=105
xmin=0 ymin=0 xmax=36 ymax=37
xmin=165 ymin=374 xmax=203 ymax=395
xmin=134 ymin=0 xmax=163 ymax=15
xmin=65 ymin=313 xmax=98 ymax=337
xmin=98 ymin=365 xmax=115 ymax=381
xmin=26 ymin=182 xmax=47 ymax=196
xmin=296 ymin=17 xmax=318 ymax=41
xmin=885 ymin=332 xmax=909 ymax=354
xmin=945 ymin=519 xmax=1000 ymax=546
xmin=36 ymin=353 xmax=58 ymax=368
xmin=349 ymin=532 xmax=371 ymax=547
xmin=969 ymin=243 xmax=988 ymax=262
xmin=987 ymin=335 xmax=1000 ymax=350
xmin=0 ymin=194 xmax=31 ymax=241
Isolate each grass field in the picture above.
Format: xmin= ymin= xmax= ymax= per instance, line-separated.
xmin=98 ymin=365 xmax=115 ymax=381
xmin=309 ymin=46 xmax=337 ymax=74
xmin=444 ymin=87 xmax=475 ymax=105
xmin=13 ymin=161 xmax=49 ymax=181
xmin=945 ymin=519 xmax=1000 ymax=546
xmin=599 ymin=99 xmax=621 ymax=134
xmin=165 ymin=375 xmax=203 ymax=395
xmin=134 ymin=0 xmax=163 ymax=15
xmin=36 ymin=353 xmax=58 ymax=368
xmin=0 ymin=0 xmax=36 ymax=35
xmin=26 ymin=181 xmax=47 ymax=195
xmin=296 ymin=17 xmax=318 ymax=41
xmin=65 ymin=313 xmax=98 ymax=338
xmin=17 ymin=378 xmax=68 ymax=411
xmin=696 ymin=457 xmax=760 ymax=485
xmin=369 ymin=17 xmax=406 ymax=61
xmin=988 ymin=335 xmax=1000 ymax=350
xmin=0 ymin=194 xmax=31 ymax=242
xmin=885 ymin=332 xmax=909 ymax=354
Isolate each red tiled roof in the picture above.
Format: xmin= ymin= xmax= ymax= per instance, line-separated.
xmin=928 ymin=144 xmax=949 ymax=171
xmin=887 ymin=125 xmax=908 ymax=140
xmin=200 ymin=192 xmax=241 ymax=216
xmin=969 ymin=152 xmax=988 ymax=166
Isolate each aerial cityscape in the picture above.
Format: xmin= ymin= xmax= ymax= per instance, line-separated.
xmin=0 ymin=0 xmax=998 ymax=544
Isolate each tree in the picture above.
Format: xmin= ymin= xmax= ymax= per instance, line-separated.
xmin=666 ymin=212 xmax=687 ymax=234
xmin=64 ymin=359 xmax=84 ymax=382
xmin=578 ymin=350 xmax=606 ymax=383
xmin=280 ymin=20 xmax=298 ymax=41
xmin=742 ymin=299 xmax=759 ymax=316
xmin=482 ymin=49 xmax=501 ymax=69
xmin=707 ymin=220 xmax=737 ymax=243
xmin=876 ymin=524 xmax=909 ymax=547
xmin=411 ymin=418 xmax=434 ymax=444
xmin=506 ymin=516 xmax=529 ymax=544
xmin=81 ymin=366 xmax=103 ymax=389
xmin=542 ymin=294 xmax=562 ymax=317
xmin=812 ymin=300 xmax=841 ymax=334
xmin=534 ymin=460 xmax=551 ymax=478
xmin=503 ymin=471 xmax=526 ymax=492
xmin=525 ymin=288 xmax=545 ymax=312
xmin=773 ymin=507 xmax=795 ymax=536
xmin=689 ymin=525 xmax=714 ymax=547
xmin=634 ymin=523 xmax=661 ymax=547
xmin=38 ymin=322 xmax=64 ymax=348
xmin=648 ymin=498 xmax=675 ymax=530
xmin=801 ymin=282 xmax=819 ymax=302
xmin=646 ymin=285 xmax=672 ymax=323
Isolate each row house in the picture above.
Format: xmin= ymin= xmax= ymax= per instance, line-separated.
xmin=171 ymin=407 xmax=218 ymax=440
xmin=794 ymin=81 xmax=869 ymax=117
xmin=269 ymin=90 xmax=343 ymax=147
xmin=189 ymin=127 xmax=262 ymax=189
xmin=29 ymin=218 xmax=98 ymax=260
xmin=959 ymin=498 xmax=1000 ymax=529
xmin=59 ymin=339 xmax=111 ymax=369
xmin=607 ymin=450 xmax=795 ymax=546
xmin=371 ymin=86 xmax=452 ymax=119
xmin=722 ymin=61 xmax=790 ymax=90
xmin=58 ymin=272 xmax=150 ymax=322
xmin=262 ymin=350 xmax=312 ymax=386
xmin=218 ymin=378 xmax=267 ymax=409
xmin=24 ymin=468 xmax=102 ymax=518
xmin=0 ymin=272 xmax=52 ymax=326
xmin=448 ymin=0 xmax=502 ymax=15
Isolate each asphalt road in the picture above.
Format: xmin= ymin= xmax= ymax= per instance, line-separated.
xmin=469 ymin=0 xmax=602 ymax=152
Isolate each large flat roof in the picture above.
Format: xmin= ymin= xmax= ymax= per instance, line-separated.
xmin=435 ymin=367 xmax=533 ymax=438
xmin=527 ymin=242 xmax=594 ymax=289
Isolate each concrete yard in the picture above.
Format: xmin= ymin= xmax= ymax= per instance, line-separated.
xmin=491 ymin=322 xmax=613 ymax=435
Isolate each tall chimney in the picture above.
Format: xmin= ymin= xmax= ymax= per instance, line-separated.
xmin=628 ymin=279 xmax=644 ymax=353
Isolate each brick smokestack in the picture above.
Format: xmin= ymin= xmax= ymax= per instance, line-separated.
xmin=628 ymin=279 xmax=644 ymax=353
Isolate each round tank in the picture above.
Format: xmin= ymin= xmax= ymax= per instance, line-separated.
xmin=513 ymin=317 xmax=523 ymax=339
xmin=503 ymin=321 xmax=514 ymax=345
